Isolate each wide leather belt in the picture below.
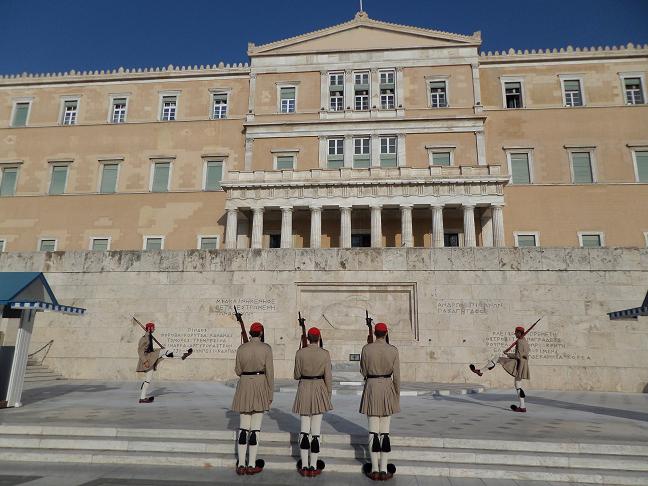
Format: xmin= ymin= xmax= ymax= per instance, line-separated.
xmin=241 ymin=371 xmax=265 ymax=375
xmin=300 ymin=375 xmax=325 ymax=380
xmin=367 ymin=374 xmax=392 ymax=379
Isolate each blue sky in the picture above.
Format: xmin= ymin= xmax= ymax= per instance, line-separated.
xmin=1 ymin=0 xmax=647 ymax=75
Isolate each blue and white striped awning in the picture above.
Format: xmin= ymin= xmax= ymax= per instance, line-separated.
xmin=10 ymin=301 xmax=86 ymax=315
xmin=608 ymin=291 xmax=648 ymax=320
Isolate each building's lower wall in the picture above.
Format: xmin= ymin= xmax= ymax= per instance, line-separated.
xmin=1 ymin=248 xmax=647 ymax=392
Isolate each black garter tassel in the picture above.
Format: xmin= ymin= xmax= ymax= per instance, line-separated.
xmin=238 ymin=429 xmax=247 ymax=445
xmin=371 ymin=433 xmax=381 ymax=453
xmin=381 ymin=433 xmax=391 ymax=452
xmin=310 ymin=435 xmax=320 ymax=453
xmin=300 ymin=433 xmax=310 ymax=450
xmin=248 ymin=430 xmax=258 ymax=446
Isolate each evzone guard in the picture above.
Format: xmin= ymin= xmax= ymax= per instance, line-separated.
xmin=471 ymin=321 xmax=538 ymax=413
xmin=231 ymin=312 xmax=274 ymax=476
xmin=134 ymin=318 xmax=192 ymax=404
xmin=293 ymin=313 xmax=333 ymax=477
xmin=360 ymin=318 xmax=400 ymax=481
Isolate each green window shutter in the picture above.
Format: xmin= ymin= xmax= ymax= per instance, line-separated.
xmin=213 ymin=93 xmax=227 ymax=102
xmin=200 ymin=237 xmax=219 ymax=250
xmin=327 ymin=156 xmax=344 ymax=169
xmin=12 ymin=103 xmax=29 ymax=127
xmin=517 ymin=235 xmax=536 ymax=247
xmin=353 ymin=155 xmax=370 ymax=168
xmin=510 ymin=153 xmax=531 ymax=184
xmin=429 ymin=81 xmax=445 ymax=90
xmin=0 ymin=168 xmax=18 ymax=196
xmin=100 ymin=164 xmax=118 ymax=193
xmin=280 ymin=87 xmax=295 ymax=100
xmin=92 ymin=239 xmax=109 ymax=251
xmin=572 ymin=153 xmax=593 ymax=183
xmin=276 ymin=156 xmax=294 ymax=170
xmin=581 ymin=235 xmax=601 ymax=248
xmin=40 ymin=240 xmax=56 ymax=251
xmin=49 ymin=166 xmax=68 ymax=195
xmin=205 ymin=161 xmax=223 ymax=190
xmin=432 ymin=152 xmax=451 ymax=166
xmin=152 ymin=163 xmax=170 ymax=192
xmin=563 ymin=80 xmax=580 ymax=91
xmin=145 ymin=238 xmax=163 ymax=250
xmin=380 ymin=154 xmax=397 ymax=168
xmin=635 ymin=151 xmax=648 ymax=182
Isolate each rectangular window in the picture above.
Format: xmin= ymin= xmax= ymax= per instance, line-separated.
xmin=510 ymin=153 xmax=531 ymax=184
xmin=212 ymin=93 xmax=228 ymax=119
xmin=624 ymin=77 xmax=644 ymax=105
xmin=504 ymin=82 xmax=523 ymax=108
xmin=571 ymin=152 xmax=594 ymax=183
xmin=429 ymin=81 xmax=447 ymax=108
xmin=161 ymin=96 xmax=177 ymax=121
xmin=91 ymin=238 xmax=110 ymax=251
xmin=12 ymin=102 xmax=30 ymax=127
xmin=353 ymin=137 xmax=370 ymax=168
xmin=327 ymin=138 xmax=344 ymax=169
xmin=354 ymin=72 xmax=369 ymax=111
xmin=580 ymin=234 xmax=602 ymax=248
xmin=39 ymin=239 xmax=57 ymax=251
xmin=280 ymin=87 xmax=296 ymax=113
xmin=276 ymin=155 xmax=294 ymax=170
xmin=329 ymin=72 xmax=344 ymax=111
xmin=204 ymin=161 xmax=223 ymax=190
xmin=0 ymin=240 xmax=5 ymax=252
xmin=111 ymin=98 xmax=127 ymax=123
xmin=49 ymin=165 xmax=68 ymax=195
xmin=151 ymin=162 xmax=171 ymax=192
xmin=563 ymin=79 xmax=583 ymax=107
xmin=634 ymin=151 xmax=648 ymax=182
xmin=0 ymin=167 xmax=18 ymax=196
xmin=144 ymin=237 xmax=163 ymax=250
xmin=516 ymin=234 xmax=537 ymax=247
xmin=431 ymin=152 xmax=451 ymax=166
xmin=380 ymin=136 xmax=397 ymax=168
xmin=199 ymin=236 xmax=219 ymax=250
xmin=379 ymin=70 xmax=395 ymax=110
xmin=99 ymin=164 xmax=118 ymax=194
xmin=62 ymin=100 xmax=78 ymax=125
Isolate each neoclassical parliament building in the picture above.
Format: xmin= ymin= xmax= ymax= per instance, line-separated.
xmin=1 ymin=12 xmax=647 ymax=253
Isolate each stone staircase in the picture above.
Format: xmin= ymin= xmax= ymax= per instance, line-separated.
xmin=0 ymin=425 xmax=646 ymax=484
xmin=24 ymin=361 xmax=64 ymax=385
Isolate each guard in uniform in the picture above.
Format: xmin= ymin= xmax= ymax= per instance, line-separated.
xmin=359 ymin=322 xmax=400 ymax=481
xmin=136 ymin=322 xmax=175 ymax=403
xmin=231 ymin=322 xmax=274 ymax=475
xmin=292 ymin=327 xmax=333 ymax=477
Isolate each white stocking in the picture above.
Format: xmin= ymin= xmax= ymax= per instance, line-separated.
xmin=140 ymin=370 xmax=154 ymax=400
xmin=379 ymin=416 xmax=391 ymax=473
xmin=299 ymin=415 xmax=311 ymax=468
xmin=237 ymin=413 xmax=251 ymax=466
xmin=247 ymin=412 xmax=263 ymax=466
xmin=310 ymin=414 xmax=323 ymax=467
xmin=515 ymin=380 xmax=525 ymax=408
xmin=368 ymin=416 xmax=380 ymax=473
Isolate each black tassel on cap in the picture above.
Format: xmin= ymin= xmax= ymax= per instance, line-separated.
xmin=300 ymin=433 xmax=310 ymax=450
xmin=319 ymin=337 xmax=324 ymax=348
xmin=311 ymin=435 xmax=320 ymax=453
xmin=371 ymin=433 xmax=381 ymax=452
xmin=380 ymin=433 xmax=391 ymax=452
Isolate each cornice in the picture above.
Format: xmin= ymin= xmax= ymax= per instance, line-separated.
xmin=480 ymin=43 xmax=648 ymax=64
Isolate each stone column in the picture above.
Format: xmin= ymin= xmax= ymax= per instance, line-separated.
xmin=280 ymin=206 xmax=293 ymax=248
xmin=343 ymin=135 xmax=353 ymax=168
xmin=247 ymin=73 xmax=256 ymax=121
xmin=400 ymin=204 xmax=413 ymax=248
xmin=481 ymin=208 xmax=493 ymax=247
xmin=432 ymin=204 xmax=445 ymax=248
xmin=251 ymin=207 xmax=264 ymax=249
xmin=340 ymin=206 xmax=352 ymax=248
xmin=310 ymin=206 xmax=322 ymax=249
xmin=318 ymin=136 xmax=327 ymax=168
xmin=397 ymin=133 xmax=406 ymax=167
xmin=396 ymin=68 xmax=404 ymax=109
xmin=492 ymin=204 xmax=505 ymax=247
xmin=370 ymin=135 xmax=381 ymax=168
xmin=463 ymin=204 xmax=476 ymax=247
xmin=5 ymin=309 xmax=36 ymax=407
xmin=225 ymin=208 xmax=238 ymax=249
xmin=370 ymin=205 xmax=383 ymax=248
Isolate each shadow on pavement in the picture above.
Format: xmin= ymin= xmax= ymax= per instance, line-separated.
xmin=6 ymin=383 xmax=121 ymax=408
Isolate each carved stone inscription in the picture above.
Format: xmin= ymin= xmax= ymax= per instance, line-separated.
xmin=211 ymin=298 xmax=277 ymax=316
xmin=486 ymin=330 xmax=591 ymax=361
xmin=159 ymin=328 xmax=237 ymax=356
xmin=438 ymin=300 xmax=507 ymax=315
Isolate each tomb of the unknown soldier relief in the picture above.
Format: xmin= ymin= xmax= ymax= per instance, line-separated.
xmin=0 ymin=5 xmax=648 ymax=483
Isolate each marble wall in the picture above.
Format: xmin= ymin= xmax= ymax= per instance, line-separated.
xmin=1 ymin=248 xmax=647 ymax=392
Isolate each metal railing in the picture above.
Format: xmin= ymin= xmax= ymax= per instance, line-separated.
xmin=27 ymin=339 xmax=54 ymax=365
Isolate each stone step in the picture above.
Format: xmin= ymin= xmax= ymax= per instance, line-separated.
xmin=0 ymin=434 xmax=646 ymax=472
xmin=0 ymin=447 xmax=646 ymax=485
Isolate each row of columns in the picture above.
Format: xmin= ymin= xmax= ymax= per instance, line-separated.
xmin=225 ymin=204 xmax=505 ymax=249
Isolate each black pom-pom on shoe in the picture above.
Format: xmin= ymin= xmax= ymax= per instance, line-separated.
xmin=255 ymin=459 xmax=265 ymax=469
xmin=316 ymin=459 xmax=325 ymax=470
xmin=387 ymin=464 xmax=396 ymax=474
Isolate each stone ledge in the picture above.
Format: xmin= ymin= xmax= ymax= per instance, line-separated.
xmin=1 ymin=248 xmax=646 ymax=273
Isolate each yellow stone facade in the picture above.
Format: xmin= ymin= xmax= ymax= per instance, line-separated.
xmin=1 ymin=12 xmax=647 ymax=252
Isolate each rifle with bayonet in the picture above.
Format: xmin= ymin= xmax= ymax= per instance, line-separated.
xmin=365 ymin=310 xmax=374 ymax=344
xmin=234 ymin=306 xmax=248 ymax=344
xmin=298 ymin=311 xmax=308 ymax=349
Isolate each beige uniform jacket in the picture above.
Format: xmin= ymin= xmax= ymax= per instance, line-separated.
xmin=136 ymin=334 xmax=161 ymax=372
xmin=359 ymin=337 xmax=401 ymax=416
xmin=498 ymin=337 xmax=530 ymax=380
xmin=292 ymin=345 xmax=333 ymax=415
xmin=231 ymin=337 xmax=274 ymax=413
